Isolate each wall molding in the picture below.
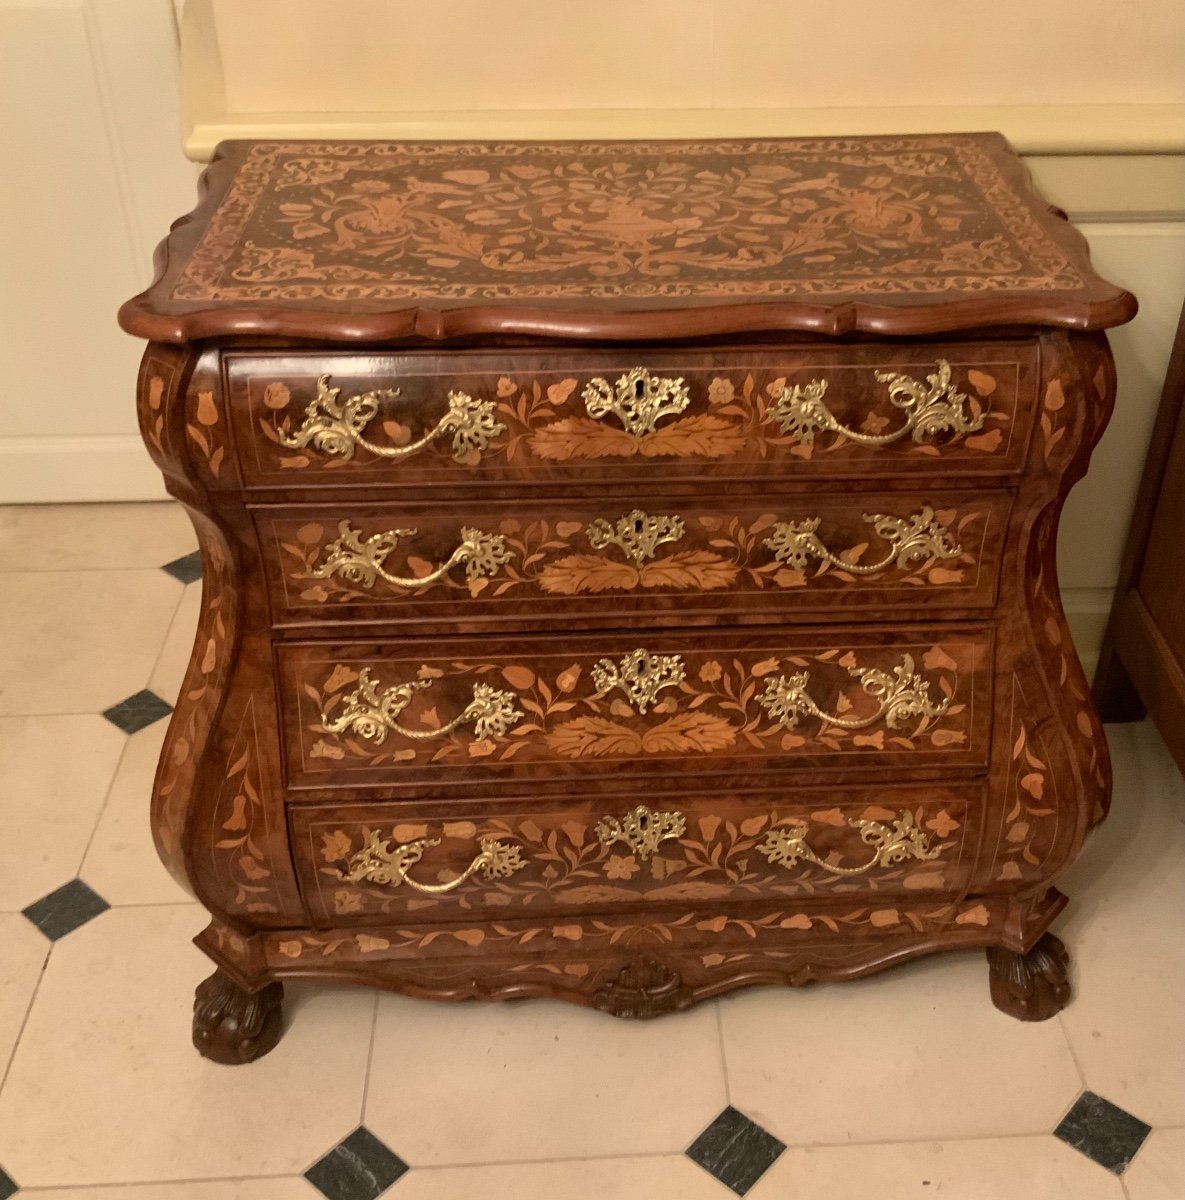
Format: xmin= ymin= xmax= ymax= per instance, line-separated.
xmin=180 ymin=0 xmax=1185 ymax=165
xmin=0 ymin=437 xmax=166 ymax=504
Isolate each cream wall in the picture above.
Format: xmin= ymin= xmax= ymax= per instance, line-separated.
xmin=0 ymin=0 xmax=198 ymax=502
xmin=1 ymin=0 xmax=1183 ymax=675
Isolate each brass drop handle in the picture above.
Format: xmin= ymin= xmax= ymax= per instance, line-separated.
xmin=322 ymin=667 xmax=523 ymax=744
xmin=757 ymin=810 xmax=940 ymax=876
xmin=763 ymin=506 xmax=962 ymax=575
xmin=767 ymin=359 xmax=985 ymax=446
xmin=335 ymin=829 xmax=526 ymax=893
xmin=278 ymin=374 xmax=504 ymax=462
xmin=312 ymin=520 xmax=512 ymax=589
xmin=582 ymin=367 xmax=692 ymax=436
xmin=757 ymin=653 xmax=950 ymax=733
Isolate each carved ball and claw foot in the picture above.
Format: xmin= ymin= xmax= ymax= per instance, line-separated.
xmin=986 ymin=933 xmax=1071 ymax=1022
xmin=192 ymin=969 xmax=285 ymax=1065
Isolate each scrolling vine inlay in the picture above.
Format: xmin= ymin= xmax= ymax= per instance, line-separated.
xmin=168 ymin=137 xmax=1091 ymax=306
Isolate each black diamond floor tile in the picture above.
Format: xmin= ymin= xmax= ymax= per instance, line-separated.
xmin=0 ymin=1165 xmax=17 ymax=1200
xmin=305 ymin=1127 xmax=409 ymax=1200
xmin=1054 ymin=1090 xmax=1151 ymax=1174
xmin=686 ymin=1105 xmax=786 ymax=1196
xmin=101 ymin=689 xmax=173 ymax=735
xmin=22 ymin=878 xmax=110 ymax=941
xmin=162 ymin=550 xmax=203 ymax=584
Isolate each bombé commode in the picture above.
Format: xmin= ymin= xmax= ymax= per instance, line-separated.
xmin=119 ymin=134 xmax=1135 ymax=1063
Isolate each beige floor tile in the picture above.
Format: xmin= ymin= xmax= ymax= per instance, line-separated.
xmin=148 ymin=580 xmax=201 ymax=705
xmin=720 ymin=951 xmax=1083 ymax=1145
xmin=0 ymin=569 xmax=182 ymax=715
xmin=80 ymin=723 xmax=191 ymax=906
xmin=0 ymin=501 xmax=196 ymax=572
xmin=397 ymin=1155 xmax=727 ymax=1200
xmin=365 ymin=993 xmax=726 ymax=1166
xmin=0 ymin=913 xmax=48 ymax=1073
xmin=28 ymin=1182 xmax=309 ymax=1200
xmin=0 ymin=904 xmax=374 ymax=1187
xmin=0 ymin=714 xmax=126 ymax=910
xmin=747 ymin=1135 xmax=1125 ymax=1200
xmin=1055 ymin=723 xmax=1185 ymax=1126
xmin=1124 ymin=1127 xmax=1185 ymax=1200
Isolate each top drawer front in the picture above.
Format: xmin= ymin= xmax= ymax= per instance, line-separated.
xmin=227 ymin=343 xmax=1038 ymax=489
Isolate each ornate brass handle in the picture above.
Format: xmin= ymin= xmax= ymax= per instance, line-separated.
xmin=596 ymin=805 xmax=687 ymax=860
xmin=586 ymin=509 xmax=685 ymax=565
xmin=322 ymin=667 xmax=523 ymax=744
xmin=278 ymin=374 xmax=504 ymax=462
xmin=768 ymin=360 xmax=985 ymax=446
xmin=757 ymin=810 xmax=940 ymax=876
xmin=757 ymin=653 xmax=949 ymax=733
xmin=312 ymin=520 xmax=512 ymax=589
xmin=335 ymin=829 xmax=526 ymax=892
xmin=592 ymin=649 xmax=686 ymax=715
xmin=763 ymin=506 xmax=961 ymax=575
xmin=582 ymin=368 xmax=691 ymax=436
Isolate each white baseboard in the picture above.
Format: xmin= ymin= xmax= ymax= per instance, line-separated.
xmin=0 ymin=436 xmax=167 ymax=504
xmin=0 ymin=436 xmax=1121 ymax=677
xmin=1064 ymin=587 xmax=1114 ymax=681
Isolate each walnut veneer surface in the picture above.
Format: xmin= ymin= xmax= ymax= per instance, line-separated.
xmin=120 ymin=134 xmax=1135 ymax=1063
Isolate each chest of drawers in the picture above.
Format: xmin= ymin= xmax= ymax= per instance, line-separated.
xmin=120 ymin=134 xmax=1135 ymax=1063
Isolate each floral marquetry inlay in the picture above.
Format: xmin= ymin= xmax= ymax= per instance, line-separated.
xmin=305 ymin=797 xmax=967 ymax=921
xmin=276 ymin=500 xmax=993 ymax=609
xmin=166 ymin=137 xmax=1095 ymax=307
xmin=299 ymin=641 xmax=977 ymax=772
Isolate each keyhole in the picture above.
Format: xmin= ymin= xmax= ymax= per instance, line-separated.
xmin=634 ymin=378 xmax=646 ymax=399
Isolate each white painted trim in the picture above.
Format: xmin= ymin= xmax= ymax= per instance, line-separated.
xmin=183 ymin=105 xmax=1185 ymax=164
xmin=0 ymin=437 xmax=167 ymax=504
xmin=1064 ymin=586 xmax=1114 ymax=681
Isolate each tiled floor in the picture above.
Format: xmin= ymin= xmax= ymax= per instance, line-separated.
xmin=0 ymin=501 xmax=1182 ymax=1200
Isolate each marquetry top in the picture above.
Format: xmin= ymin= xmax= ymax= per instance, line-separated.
xmin=119 ymin=134 xmax=1135 ymax=343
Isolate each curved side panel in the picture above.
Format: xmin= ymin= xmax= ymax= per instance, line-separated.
xmin=138 ymin=344 xmax=302 ymax=927
xmin=976 ymin=331 xmax=1116 ymax=910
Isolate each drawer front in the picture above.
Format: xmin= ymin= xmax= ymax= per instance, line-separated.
xmin=278 ymin=627 xmax=993 ymax=791
xmin=228 ymin=343 xmax=1038 ymax=489
xmin=290 ymin=785 xmax=982 ymax=926
xmin=258 ymin=492 xmax=1011 ymax=628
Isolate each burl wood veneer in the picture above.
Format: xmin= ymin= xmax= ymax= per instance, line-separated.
xmin=119 ymin=135 xmax=1135 ymax=1063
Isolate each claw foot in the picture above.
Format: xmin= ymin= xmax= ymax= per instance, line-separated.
xmin=986 ymin=932 xmax=1071 ymax=1022
xmin=193 ymin=969 xmax=284 ymax=1064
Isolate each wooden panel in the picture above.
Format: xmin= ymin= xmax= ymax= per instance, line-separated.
xmin=290 ymin=785 xmax=982 ymax=927
xmin=277 ymin=626 xmax=994 ymax=792
xmin=1135 ymin=401 xmax=1185 ymax=662
xmin=256 ymin=491 xmax=1010 ymax=630
xmin=228 ymin=345 xmax=1036 ymax=490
